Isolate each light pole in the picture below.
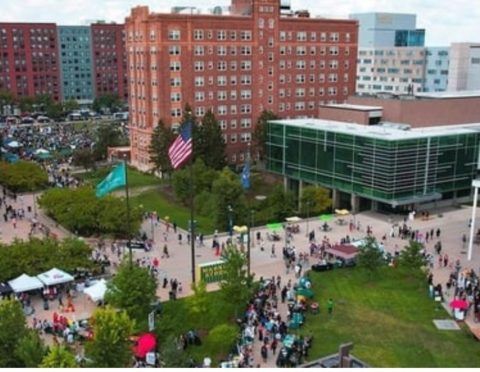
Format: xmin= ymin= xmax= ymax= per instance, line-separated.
xmin=150 ymin=215 xmax=155 ymax=242
xmin=247 ymin=217 xmax=252 ymax=277
xmin=227 ymin=205 xmax=233 ymax=237
xmin=305 ymin=200 xmax=311 ymax=237
xmin=250 ymin=209 xmax=255 ymax=248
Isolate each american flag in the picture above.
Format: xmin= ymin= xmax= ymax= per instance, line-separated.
xmin=168 ymin=121 xmax=193 ymax=169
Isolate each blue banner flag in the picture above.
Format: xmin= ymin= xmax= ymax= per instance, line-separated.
xmin=96 ymin=162 xmax=126 ymax=197
xmin=241 ymin=159 xmax=250 ymax=190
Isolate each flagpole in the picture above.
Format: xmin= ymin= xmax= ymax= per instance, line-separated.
xmin=124 ymin=159 xmax=133 ymax=267
xmin=190 ymin=158 xmax=196 ymax=284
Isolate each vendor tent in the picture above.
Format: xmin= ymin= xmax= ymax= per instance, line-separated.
xmin=134 ymin=333 xmax=157 ymax=358
xmin=8 ymin=274 xmax=44 ymax=293
xmin=267 ymin=223 xmax=283 ymax=231
xmin=286 ymin=216 xmax=302 ymax=222
xmin=319 ymin=214 xmax=333 ymax=222
xmin=325 ymin=244 xmax=359 ymax=260
xmin=37 ymin=268 xmax=74 ymax=286
xmin=335 ymin=209 xmax=350 ymax=216
xmin=35 ymin=148 xmax=50 ymax=155
xmin=84 ymin=279 xmax=107 ymax=302
xmin=7 ymin=140 xmax=21 ymax=148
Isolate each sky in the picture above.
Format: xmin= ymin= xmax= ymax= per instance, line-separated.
xmin=0 ymin=0 xmax=478 ymax=46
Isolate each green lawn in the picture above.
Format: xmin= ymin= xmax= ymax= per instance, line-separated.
xmin=156 ymin=290 xmax=238 ymax=365
xmin=132 ymin=188 xmax=217 ymax=235
xmin=300 ymin=268 xmax=480 ymax=367
xmin=78 ymin=166 xmax=162 ymax=189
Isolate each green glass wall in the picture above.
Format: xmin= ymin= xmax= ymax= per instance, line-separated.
xmin=266 ymin=121 xmax=480 ymax=206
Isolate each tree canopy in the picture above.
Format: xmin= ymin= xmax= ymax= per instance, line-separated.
xmin=300 ymin=186 xmax=332 ymax=216
xmin=105 ymin=261 xmax=157 ymax=330
xmin=0 ymin=161 xmax=48 ymax=192
xmin=253 ymin=110 xmax=280 ymax=160
xmin=149 ymin=120 xmax=176 ymax=174
xmin=40 ymin=346 xmax=77 ymax=368
xmin=357 ymin=237 xmax=384 ymax=276
xmin=0 ymin=299 xmax=28 ymax=367
xmin=86 ymin=307 xmax=134 ymax=367
xmin=93 ymin=123 xmax=129 ymax=161
xmin=92 ymin=94 xmax=124 ymax=114
xmin=194 ymin=109 xmax=226 ymax=170
xmin=14 ymin=330 xmax=47 ymax=367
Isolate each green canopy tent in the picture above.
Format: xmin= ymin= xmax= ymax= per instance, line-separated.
xmin=267 ymin=223 xmax=283 ymax=231
xmin=319 ymin=214 xmax=333 ymax=222
xmin=296 ymin=288 xmax=314 ymax=298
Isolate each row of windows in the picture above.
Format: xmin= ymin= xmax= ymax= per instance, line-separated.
xmin=280 ymin=45 xmax=347 ymax=56
xmin=194 ymin=90 xmax=252 ymax=101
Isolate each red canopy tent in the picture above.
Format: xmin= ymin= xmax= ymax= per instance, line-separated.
xmin=133 ymin=333 xmax=157 ymax=358
xmin=325 ymin=244 xmax=359 ymax=260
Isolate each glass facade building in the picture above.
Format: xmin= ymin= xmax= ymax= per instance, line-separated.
xmin=266 ymin=119 xmax=480 ymax=210
xmin=394 ymin=29 xmax=425 ymax=47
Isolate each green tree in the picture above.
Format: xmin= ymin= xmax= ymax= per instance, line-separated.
xmin=0 ymin=161 xmax=48 ymax=192
xmin=211 ymin=168 xmax=248 ymax=230
xmin=40 ymin=346 xmax=77 ymax=368
xmin=0 ymin=299 xmax=28 ymax=367
xmin=188 ymin=280 xmax=209 ymax=316
xmin=357 ymin=237 xmax=384 ymax=276
xmin=220 ymin=246 xmax=254 ymax=310
xmin=399 ymin=240 xmax=426 ymax=272
xmin=149 ymin=120 xmax=176 ymax=174
xmin=253 ymin=110 xmax=280 ymax=160
xmin=171 ymin=158 xmax=216 ymax=204
xmin=46 ymin=102 xmax=65 ymax=121
xmin=93 ymin=123 xmax=129 ymax=160
xmin=195 ymin=110 xmax=226 ymax=170
xmin=86 ymin=307 xmax=134 ymax=367
xmin=62 ymin=99 xmax=80 ymax=114
xmin=93 ymin=94 xmax=123 ymax=114
xmin=268 ymin=185 xmax=296 ymax=221
xmin=18 ymin=96 xmax=35 ymax=113
xmin=159 ymin=335 xmax=192 ymax=368
xmin=105 ymin=261 xmax=157 ymax=329
xmin=33 ymin=94 xmax=54 ymax=112
xmin=72 ymin=148 xmax=96 ymax=170
xmin=0 ymin=90 xmax=14 ymax=114
xmin=205 ymin=324 xmax=238 ymax=358
xmin=300 ymin=186 xmax=332 ymax=215
xmin=15 ymin=330 xmax=47 ymax=367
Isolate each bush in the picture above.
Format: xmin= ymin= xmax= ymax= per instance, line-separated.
xmin=39 ymin=186 xmax=142 ymax=237
xmin=0 ymin=161 xmax=48 ymax=192
xmin=204 ymin=324 xmax=238 ymax=361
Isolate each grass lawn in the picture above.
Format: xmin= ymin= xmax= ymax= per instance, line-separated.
xmin=132 ymin=188 xmax=217 ymax=235
xmin=78 ymin=166 xmax=162 ymax=189
xmin=300 ymin=268 xmax=480 ymax=367
xmin=156 ymin=290 xmax=238 ymax=365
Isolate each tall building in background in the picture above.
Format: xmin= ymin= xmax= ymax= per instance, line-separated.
xmin=126 ymin=0 xmax=358 ymax=170
xmin=424 ymin=47 xmax=449 ymax=92
xmin=57 ymin=26 xmax=94 ymax=103
xmin=448 ymin=43 xmax=480 ymax=91
xmin=0 ymin=23 xmax=61 ymax=101
xmin=91 ymin=23 xmax=128 ymax=101
xmin=349 ymin=13 xmax=424 ymax=48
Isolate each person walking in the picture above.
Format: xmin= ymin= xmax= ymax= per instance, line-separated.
xmin=271 ymin=339 xmax=278 ymax=355
xmin=260 ymin=344 xmax=268 ymax=363
xmin=436 ymin=228 xmax=441 ymax=238
xmin=12 ymin=217 xmax=17 ymax=229
xmin=162 ymin=244 xmax=170 ymax=259
xmin=271 ymin=244 xmax=276 ymax=258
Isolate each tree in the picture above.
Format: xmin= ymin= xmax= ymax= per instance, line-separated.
xmin=72 ymin=148 xmax=96 ymax=170
xmin=399 ymin=240 xmax=426 ymax=272
xmin=149 ymin=120 xmax=176 ymax=174
xmin=93 ymin=123 xmax=129 ymax=160
xmin=357 ymin=237 xmax=384 ymax=276
xmin=40 ymin=346 xmax=76 ymax=368
xmin=220 ymin=246 xmax=254 ymax=310
xmin=0 ymin=161 xmax=48 ymax=192
xmin=0 ymin=299 xmax=28 ymax=367
xmin=188 ymin=280 xmax=209 ymax=316
xmin=268 ymin=185 xmax=296 ymax=221
xmin=195 ymin=110 xmax=226 ymax=170
xmin=15 ymin=330 xmax=47 ymax=367
xmin=46 ymin=102 xmax=64 ymax=121
xmin=0 ymin=90 xmax=14 ymax=114
xmin=18 ymin=96 xmax=35 ymax=113
xmin=105 ymin=261 xmax=157 ymax=330
xmin=253 ymin=110 xmax=280 ymax=160
xmin=159 ymin=335 xmax=192 ymax=368
xmin=86 ymin=307 xmax=134 ymax=367
xmin=93 ymin=94 xmax=123 ymax=114
xmin=300 ymin=186 xmax=332 ymax=215
xmin=171 ymin=158 xmax=216 ymax=204
xmin=62 ymin=99 xmax=80 ymax=114
xmin=211 ymin=168 xmax=248 ymax=230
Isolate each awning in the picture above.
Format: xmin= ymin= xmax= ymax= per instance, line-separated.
xmin=335 ymin=209 xmax=350 ymax=216
xmin=8 ymin=274 xmax=44 ymax=293
xmin=319 ymin=214 xmax=333 ymax=222
xmin=285 ymin=216 xmax=302 ymax=222
xmin=267 ymin=223 xmax=283 ymax=231
xmin=84 ymin=279 xmax=107 ymax=302
xmin=325 ymin=244 xmax=359 ymax=260
xmin=37 ymin=268 xmax=74 ymax=286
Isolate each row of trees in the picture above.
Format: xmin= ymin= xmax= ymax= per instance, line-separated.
xmin=0 ymin=161 xmax=49 ymax=193
xmin=38 ymin=186 xmax=143 ymax=237
xmin=0 ymin=237 xmax=96 ymax=283
xmin=0 ymin=90 xmax=125 ymax=119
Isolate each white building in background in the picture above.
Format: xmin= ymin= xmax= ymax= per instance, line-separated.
xmin=424 ymin=47 xmax=449 ymax=92
xmin=356 ymin=47 xmax=426 ymax=95
xmin=448 ymin=43 xmax=480 ymax=91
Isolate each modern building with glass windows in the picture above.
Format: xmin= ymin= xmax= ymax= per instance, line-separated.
xmin=424 ymin=47 xmax=449 ymax=92
xmin=58 ymin=26 xmax=94 ymax=102
xmin=265 ymin=118 xmax=480 ymax=213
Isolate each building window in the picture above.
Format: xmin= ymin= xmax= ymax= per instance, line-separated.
xmin=194 ymin=61 xmax=204 ymax=71
xmin=217 ymin=105 xmax=227 ymax=115
xmin=169 ymin=61 xmax=181 ymax=71
xmin=217 ymin=91 xmax=227 ymax=100
xmin=240 ymin=31 xmax=252 ymax=40
xmin=193 ymin=29 xmax=203 ymax=40
xmin=240 ymin=118 xmax=251 ymax=128
xmin=217 ymin=76 xmax=227 ymax=86
xmin=218 ymin=61 xmax=227 ymax=71
xmin=169 ymin=45 xmax=181 ymax=55
xmin=217 ymin=46 xmax=227 ymax=56
xmin=195 ymin=91 xmax=204 ymax=101
xmin=171 ymin=108 xmax=182 ymax=117
xmin=194 ymin=76 xmax=204 ymax=87
xmin=170 ymin=77 xmax=181 ymax=87
xmin=231 ymin=134 xmax=237 ymax=143
xmin=240 ymin=46 xmax=252 ymax=55
xmin=297 ymin=31 xmax=307 ymax=41
xmin=171 ymin=92 xmax=181 ymax=102
xmin=217 ymin=30 xmax=226 ymax=40
xmin=168 ymin=30 xmax=180 ymax=40
xmin=280 ymin=31 xmax=286 ymax=41
xmin=230 ymin=31 xmax=236 ymax=40
xmin=194 ymin=46 xmax=204 ymax=56
xmin=195 ymin=106 xmax=205 ymax=116
xmin=240 ymin=104 xmax=252 ymax=113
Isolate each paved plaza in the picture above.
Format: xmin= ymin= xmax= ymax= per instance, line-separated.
xmin=2 ymin=191 xmax=480 ymax=365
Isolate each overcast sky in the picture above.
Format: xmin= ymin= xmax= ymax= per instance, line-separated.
xmin=0 ymin=0 xmax=478 ymax=46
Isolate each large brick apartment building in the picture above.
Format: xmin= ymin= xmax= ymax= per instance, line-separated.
xmin=0 ymin=22 xmax=127 ymax=104
xmin=126 ymin=0 xmax=359 ymax=170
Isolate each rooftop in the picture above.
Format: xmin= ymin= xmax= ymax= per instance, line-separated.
xmin=414 ymin=90 xmax=480 ymax=99
xmin=321 ymin=103 xmax=383 ymax=111
xmin=269 ymin=118 xmax=480 ymax=141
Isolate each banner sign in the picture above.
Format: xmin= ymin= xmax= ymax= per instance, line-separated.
xmin=196 ymin=260 xmax=227 ymax=283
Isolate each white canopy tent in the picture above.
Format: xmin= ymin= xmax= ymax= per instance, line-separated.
xmin=37 ymin=268 xmax=74 ymax=286
xmin=7 ymin=140 xmax=21 ymax=148
xmin=8 ymin=274 xmax=44 ymax=293
xmin=84 ymin=279 xmax=107 ymax=302
xmin=286 ymin=216 xmax=302 ymax=222
xmin=34 ymin=148 xmax=50 ymax=155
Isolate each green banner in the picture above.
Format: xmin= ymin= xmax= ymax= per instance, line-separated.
xmin=196 ymin=260 xmax=227 ymax=284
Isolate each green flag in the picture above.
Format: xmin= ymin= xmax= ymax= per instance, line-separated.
xmin=96 ymin=162 xmax=126 ymax=197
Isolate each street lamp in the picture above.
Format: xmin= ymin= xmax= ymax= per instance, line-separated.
xmin=227 ymin=205 xmax=233 ymax=237
xmin=305 ymin=200 xmax=312 ymax=237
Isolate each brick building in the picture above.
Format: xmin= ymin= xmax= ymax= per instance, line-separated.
xmin=125 ymin=0 xmax=359 ymax=170
xmin=0 ymin=23 xmax=61 ymax=101
xmin=91 ymin=23 xmax=128 ymax=101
